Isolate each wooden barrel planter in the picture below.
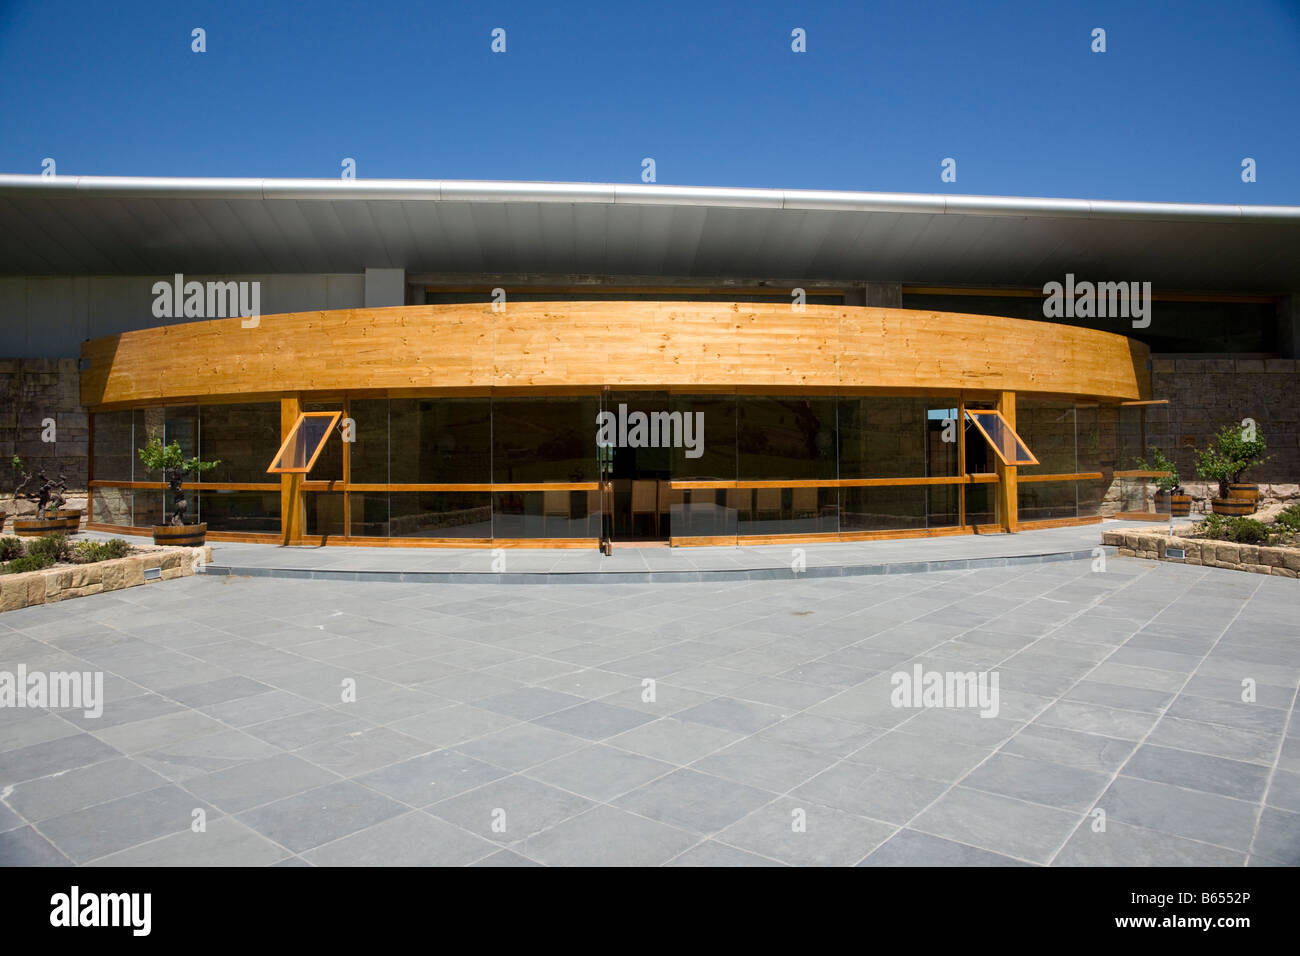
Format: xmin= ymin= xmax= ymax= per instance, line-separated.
xmin=1211 ymin=497 xmax=1256 ymax=516
xmin=1154 ymin=492 xmax=1192 ymax=517
xmin=13 ymin=514 xmax=80 ymax=536
xmin=152 ymin=522 xmax=207 ymax=547
xmin=1228 ymin=483 xmax=1260 ymax=508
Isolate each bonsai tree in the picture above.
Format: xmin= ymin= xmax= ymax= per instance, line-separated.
xmin=1195 ymin=423 xmax=1270 ymax=500
xmin=137 ymin=436 xmax=220 ymax=526
xmin=11 ymin=456 xmax=57 ymax=518
xmin=1135 ymin=446 xmax=1182 ymax=494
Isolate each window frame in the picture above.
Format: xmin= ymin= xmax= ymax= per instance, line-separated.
xmin=266 ymin=411 xmax=342 ymax=474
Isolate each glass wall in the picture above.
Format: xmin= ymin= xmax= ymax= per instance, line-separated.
xmin=91 ymin=391 xmax=1114 ymax=541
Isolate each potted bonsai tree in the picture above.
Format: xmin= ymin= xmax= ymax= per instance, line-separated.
xmin=1195 ymin=423 xmax=1270 ymax=515
xmin=1137 ymin=447 xmax=1190 ymax=517
xmin=137 ymin=435 xmax=220 ymax=546
xmin=10 ymin=457 xmax=80 ymax=536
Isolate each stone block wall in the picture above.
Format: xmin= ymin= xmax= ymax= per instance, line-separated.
xmin=0 ymin=358 xmax=88 ymax=515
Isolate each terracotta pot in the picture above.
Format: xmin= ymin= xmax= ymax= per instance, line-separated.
xmin=1155 ymin=491 xmax=1191 ymax=517
xmin=1228 ymin=483 xmax=1260 ymax=504
xmin=152 ymin=522 xmax=207 ymax=547
xmin=1211 ymin=497 xmax=1255 ymax=516
xmin=13 ymin=515 xmax=80 ymax=536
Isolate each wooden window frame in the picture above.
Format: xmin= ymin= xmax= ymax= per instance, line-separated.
xmin=267 ymin=411 xmax=342 ymax=474
xmin=965 ymin=409 xmax=1039 ymax=467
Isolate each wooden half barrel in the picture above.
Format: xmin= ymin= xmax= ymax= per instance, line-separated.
xmin=1212 ymin=498 xmax=1256 ymax=516
xmin=1156 ymin=492 xmax=1192 ymax=517
xmin=152 ymin=523 xmax=207 ymax=547
xmin=1228 ymin=483 xmax=1260 ymax=505
xmin=13 ymin=515 xmax=80 ymax=536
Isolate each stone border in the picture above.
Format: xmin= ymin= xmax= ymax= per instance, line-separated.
xmin=0 ymin=546 xmax=212 ymax=612
xmin=1102 ymin=529 xmax=1300 ymax=578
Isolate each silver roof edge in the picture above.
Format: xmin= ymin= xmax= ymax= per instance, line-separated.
xmin=0 ymin=174 xmax=1297 ymax=223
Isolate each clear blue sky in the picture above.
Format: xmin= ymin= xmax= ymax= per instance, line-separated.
xmin=1 ymin=0 xmax=1297 ymax=203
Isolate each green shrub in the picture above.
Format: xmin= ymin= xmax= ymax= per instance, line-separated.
xmin=1 ymin=553 xmax=53 ymax=574
xmin=0 ymin=537 xmax=23 ymax=562
xmin=1200 ymin=514 xmax=1270 ymax=544
xmin=71 ymin=538 xmax=133 ymax=563
xmin=26 ymin=533 xmax=71 ymax=563
xmin=1273 ymin=503 xmax=1300 ymax=534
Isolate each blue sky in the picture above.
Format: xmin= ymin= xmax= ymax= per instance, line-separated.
xmin=1 ymin=0 xmax=1297 ymax=203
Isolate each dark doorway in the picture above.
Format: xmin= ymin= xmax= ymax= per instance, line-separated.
xmin=601 ymin=391 xmax=672 ymax=543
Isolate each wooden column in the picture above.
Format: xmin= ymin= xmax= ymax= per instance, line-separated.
xmin=996 ymin=390 xmax=1018 ymax=533
xmin=280 ymin=395 xmax=302 ymax=545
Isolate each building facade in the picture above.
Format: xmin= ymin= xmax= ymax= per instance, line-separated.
xmin=2 ymin=176 xmax=1297 ymax=549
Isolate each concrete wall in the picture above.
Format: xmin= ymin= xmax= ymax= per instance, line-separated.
xmin=0 ymin=274 xmax=366 ymax=358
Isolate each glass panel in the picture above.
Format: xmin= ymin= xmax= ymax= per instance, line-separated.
xmin=839 ymin=397 xmax=955 ymax=479
xmin=491 ymin=490 xmax=599 ymax=538
xmin=669 ymin=488 xmax=739 ymax=537
xmin=669 ymin=394 xmax=735 ymax=480
xmin=304 ymin=492 xmax=344 ymax=536
xmin=1016 ymin=400 xmax=1076 ymax=475
xmin=164 ymin=405 xmax=199 ymax=458
xmin=349 ymin=399 xmax=390 ymax=484
xmin=927 ymin=484 xmax=960 ymax=527
xmin=1018 ymin=481 xmax=1078 ymax=521
xmin=301 ymin=405 xmax=342 ymax=479
xmin=267 ymin=412 xmax=340 ymax=473
xmin=132 ymin=490 xmax=164 ymax=528
xmin=493 ymin=397 xmax=598 ymax=484
xmin=966 ymin=410 xmax=1038 ymax=466
xmin=1077 ymin=479 xmax=1104 ymax=518
xmin=91 ymin=487 xmax=132 ymax=525
xmin=737 ymin=397 xmax=836 ymax=481
xmin=840 ymin=486 xmax=927 ymax=532
xmin=194 ymin=490 xmax=280 ymax=533
xmin=736 ymin=486 xmax=838 ymax=535
xmin=198 ymin=403 xmax=280 ymax=482
xmin=390 ymin=398 xmax=491 ymax=484
xmin=390 ymin=492 xmax=493 ymax=538
xmin=92 ymin=411 xmax=133 ymax=481
xmin=965 ymin=483 xmax=996 ymax=526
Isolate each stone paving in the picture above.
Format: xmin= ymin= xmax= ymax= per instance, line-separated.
xmin=0 ymin=546 xmax=1296 ymax=866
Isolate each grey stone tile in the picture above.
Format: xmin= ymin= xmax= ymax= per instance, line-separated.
xmin=91 ymin=710 xmax=229 ymax=755
xmin=236 ymin=781 xmax=406 ymax=853
xmin=1099 ymin=776 xmax=1258 ymax=850
xmin=476 ymin=686 xmax=587 ymax=721
xmin=675 ymin=697 xmax=788 ymax=735
xmin=520 ymin=805 xmax=698 ymax=866
xmin=470 ymin=848 xmax=542 ymax=866
xmin=1033 ymin=700 xmax=1159 ymax=741
xmin=910 ymin=787 xmax=1080 ymax=864
xmin=1265 ymin=770 xmax=1300 ymax=813
xmin=963 ymin=752 xmax=1111 ymax=811
xmin=1251 ymin=808 xmax=1300 ymax=865
xmin=4 ymin=757 xmax=169 ymax=823
xmin=715 ymin=796 xmax=895 ymax=866
xmin=1123 ymin=744 xmax=1272 ymax=801
xmin=666 ymin=840 xmax=785 ymax=866
xmin=0 ymin=826 xmax=69 ymax=865
xmin=757 ymin=714 xmax=884 ymax=757
xmin=293 ymin=727 xmax=433 ymax=778
xmin=1001 ymin=724 xmax=1136 ymax=775
xmin=1063 ymin=680 xmax=1174 ymax=713
xmin=794 ymin=762 xmax=948 ymax=824
xmin=861 ymin=828 xmax=1030 ymax=866
xmin=847 ymin=729 xmax=991 ymax=781
xmin=159 ymin=676 xmax=273 ymax=708
xmin=186 ymin=753 xmax=342 ymax=813
xmin=87 ymin=816 xmax=292 ymax=867
xmin=197 ymin=689 xmax=320 ymax=727
xmin=61 ymin=693 xmax=183 ymax=730
xmin=303 ymin=811 xmax=498 ymax=866
xmin=1053 ymin=820 xmax=1245 ymax=867
xmin=428 ymin=774 xmax=595 ymax=844
xmin=1146 ymin=716 xmax=1279 ymax=766
xmin=388 ymin=704 xmax=519 ymax=748
xmin=356 ymin=750 xmax=509 ymax=807
xmin=0 ymin=733 xmax=121 ymax=785
xmin=607 ymin=717 xmax=743 ymax=765
xmin=0 ymin=711 xmax=80 ymax=752
xmin=40 ymin=784 xmax=218 ymax=863
xmin=527 ymin=744 xmax=673 ymax=802
xmin=1163 ymin=694 xmax=1290 ymax=736
xmin=694 ymin=737 xmax=839 ymax=793
xmin=613 ymin=769 xmax=775 ymax=835
xmin=532 ymin=701 xmax=656 ymax=740
xmin=454 ymin=723 xmax=587 ymax=771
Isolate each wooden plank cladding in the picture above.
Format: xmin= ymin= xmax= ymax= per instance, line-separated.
xmin=80 ymin=302 xmax=1150 ymax=408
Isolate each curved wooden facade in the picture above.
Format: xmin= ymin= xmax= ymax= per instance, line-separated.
xmin=80 ymin=303 xmax=1151 ymax=548
xmin=80 ymin=303 xmax=1150 ymax=408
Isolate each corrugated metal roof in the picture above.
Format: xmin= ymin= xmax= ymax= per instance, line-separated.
xmin=0 ymin=175 xmax=1296 ymax=290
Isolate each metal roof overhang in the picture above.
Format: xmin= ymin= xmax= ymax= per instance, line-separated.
xmin=0 ymin=175 xmax=1297 ymax=292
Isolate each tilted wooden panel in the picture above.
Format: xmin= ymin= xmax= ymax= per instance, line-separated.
xmin=80 ymin=302 xmax=1150 ymax=407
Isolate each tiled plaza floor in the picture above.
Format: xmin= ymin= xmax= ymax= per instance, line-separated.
xmin=1 ymin=549 xmax=1296 ymax=866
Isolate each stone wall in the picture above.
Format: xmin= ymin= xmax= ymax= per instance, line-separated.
xmin=1102 ymin=528 xmax=1300 ymax=578
xmin=0 ymin=358 xmax=87 ymax=516
xmin=1147 ymin=356 xmax=1300 ymax=497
